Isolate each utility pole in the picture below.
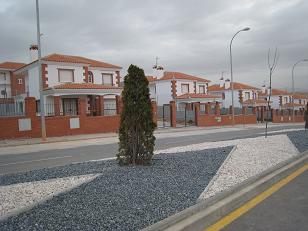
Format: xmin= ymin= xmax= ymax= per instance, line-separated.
xmin=36 ymin=0 xmax=47 ymax=141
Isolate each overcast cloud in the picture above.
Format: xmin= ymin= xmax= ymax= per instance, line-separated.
xmin=1 ymin=0 xmax=308 ymax=91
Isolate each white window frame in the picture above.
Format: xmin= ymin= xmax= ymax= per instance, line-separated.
xmin=245 ymin=92 xmax=250 ymax=100
xmin=58 ymin=69 xmax=74 ymax=83
xmin=18 ymin=78 xmax=23 ymax=84
xmin=181 ymin=84 xmax=189 ymax=94
xmin=102 ymin=73 xmax=113 ymax=86
xmin=199 ymin=85 xmax=205 ymax=94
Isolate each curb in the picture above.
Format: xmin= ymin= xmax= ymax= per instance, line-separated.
xmin=142 ymin=150 xmax=308 ymax=231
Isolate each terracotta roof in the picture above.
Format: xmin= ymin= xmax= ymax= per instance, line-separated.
xmin=146 ymin=76 xmax=157 ymax=82
xmin=243 ymin=99 xmax=269 ymax=104
xmin=41 ymin=54 xmax=121 ymax=69
xmin=159 ymin=71 xmax=210 ymax=83
xmin=293 ymin=94 xmax=308 ymax=99
xmin=259 ymin=88 xmax=290 ymax=96
xmin=176 ymin=93 xmax=221 ymax=99
xmin=51 ymin=83 xmax=122 ymax=90
xmin=208 ymin=82 xmax=259 ymax=91
xmin=208 ymin=84 xmax=224 ymax=91
xmin=0 ymin=62 xmax=26 ymax=70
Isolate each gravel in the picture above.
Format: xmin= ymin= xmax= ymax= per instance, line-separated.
xmin=287 ymin=130 xmax=308 ymax=153
xmin=0 ymin=174 xmax=98 ymax=219
xmin=0 ymin=147 xmax=232 ymax=231
xmin=198 ymin=134 xmax=299 ymax=200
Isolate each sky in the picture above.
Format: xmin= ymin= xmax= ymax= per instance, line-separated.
xmin=1 ymin=0 xmax=308 ymax=91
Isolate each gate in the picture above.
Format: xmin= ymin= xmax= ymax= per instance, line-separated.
xmin=157 ymin=104 xmax=171 ymax=128
xmin=264 ymin=109 xmax=273 ymax=122
xmin=176 ymin=103 xmax=196 ymax=127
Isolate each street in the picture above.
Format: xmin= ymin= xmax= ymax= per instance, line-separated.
xmin=0 ymin=124 xmax=303 ymax=175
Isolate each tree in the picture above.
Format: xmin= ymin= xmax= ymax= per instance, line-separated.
xmin=117 ymin=64 xmax=156 ymax=165
xmin=265 ymin=48 xmax=279 ymax=138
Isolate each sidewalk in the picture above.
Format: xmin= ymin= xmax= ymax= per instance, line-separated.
xmin=0 ymin=123 xmax=303 ymax=149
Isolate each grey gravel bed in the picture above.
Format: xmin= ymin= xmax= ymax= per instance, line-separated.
xmin=0 ymin=147 xmax=232 ymax=231
xmin=286 ymin=130 xmax=308 ymax=153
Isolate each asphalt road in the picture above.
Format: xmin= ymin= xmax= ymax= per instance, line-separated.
xmin=0 ymin=124 xmax=302 ymax=175
xmin=223 ymin=168 xmax=308 ymax=231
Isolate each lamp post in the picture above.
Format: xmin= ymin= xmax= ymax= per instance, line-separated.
xmin=291 ymin=59 xmax=308 ymax=123
xmin=36 ymin=0 xmax=47 ymax=141
xmin=230 ymin=27 xmax=250 ymax=126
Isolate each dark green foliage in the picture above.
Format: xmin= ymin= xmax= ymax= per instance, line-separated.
xmin=117 ymin=64 xmax=156 ymax=165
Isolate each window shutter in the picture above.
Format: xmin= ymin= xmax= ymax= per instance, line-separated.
xmin=59 ymin=70 xmax=74 ymax=82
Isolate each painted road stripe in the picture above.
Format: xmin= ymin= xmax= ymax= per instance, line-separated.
xmin=205 ymin=164 xmax=308 ymax=231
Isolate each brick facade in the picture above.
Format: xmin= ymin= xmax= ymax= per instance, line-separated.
xmin=41 ymin=64 xmax=48 ymax=88
xmin=10 ymin=71 xmax=26 ymax=96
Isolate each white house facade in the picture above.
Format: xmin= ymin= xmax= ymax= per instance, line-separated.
xmin=148 ymin=71 xmax=220 ymax=107
xmin=208 ymin=78 xmax=262 ymax=109
xmin=14 ymin=53 xmax=122 ymax=116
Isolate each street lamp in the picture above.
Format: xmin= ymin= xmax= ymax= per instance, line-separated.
xmin=230 ymin=27 xmax=250 ymax=126
xmin=36 ymin=0 xmax=47 ymax=141
xmin=291 ymin=59 xmax=308 ymax=123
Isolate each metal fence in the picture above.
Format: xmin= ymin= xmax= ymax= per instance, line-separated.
xmin=0 ymin=101 xmax=24 ymax=117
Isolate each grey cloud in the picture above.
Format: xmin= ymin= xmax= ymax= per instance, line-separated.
xmin=0 ymin=0 xmax=307 ymax=91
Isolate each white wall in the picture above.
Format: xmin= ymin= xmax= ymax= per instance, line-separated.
xmin=148 ymin=83 xmax=156 ymax=100
xmin=46 ymin=64 xmax=84 ymax=87
xmin=156 ymin=81 xmax=172 ymax=105
xmin=28 ymin=66 xmax=40 ymax=99
xmin=176 ymin=80 xmax=194 ymax=95
xmin=89 ymin=69 xmax=117 ymax=85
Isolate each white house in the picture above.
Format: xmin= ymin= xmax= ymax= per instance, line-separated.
xmin=258 ymin=87 xmax=307 ymax=110
xmin=147 ymin=71 xmax=221 ymax=107
xmin=14 ymin=53 xmax=122 ymax=116
xmin=208 ymin=78 xmax=262 ymax=109
xmin=0 ymin=61 xmax=26 ymax=100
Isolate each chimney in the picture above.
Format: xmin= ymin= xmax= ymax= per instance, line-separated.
xmin=29 ymin=44 xmax=38 ymax=62
xmin=225 ymin=78 xmax=231 ymax=89
xmin=219 ymin=76 xmax=224 ymax=88
xmin=261 ymin=84 xmax=266 ymax=94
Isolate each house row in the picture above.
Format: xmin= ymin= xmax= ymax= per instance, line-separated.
xmin=1 ymin=46 xmax=308 ymax=116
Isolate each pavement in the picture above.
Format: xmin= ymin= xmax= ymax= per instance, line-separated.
xmin=220 ymin=165 xmax=308 ymax=231
xmin=0 ymin=123 xmax=304 ymax=175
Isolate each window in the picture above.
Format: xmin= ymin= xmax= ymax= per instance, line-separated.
xmin=284 ymin=96 xmax=288 ymax=103
xmin=104 ymin=99 xmax=117 ymax=115
xmin=245 ymin=92 xmax=250 ymax=99
xmin=62 ymin=98 xmax=78 ymax=115
xmin=181 ymin=84 xmax=189 ymax=94
xmin=0 ymin=72 xmax=6 ymax=81
xmin=18 ymin=78 xmax=23 ymax=84
xmin=102 ymin=73 xmax=113 ymax=86
xmin=199 ymin=85 xmax=205 ymax=94
xmin=58 ymin=69 xmax=74 ymax=83
xmin=88 ymin=71 xmax=94 ymax=83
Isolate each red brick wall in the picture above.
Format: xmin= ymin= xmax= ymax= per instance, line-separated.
xmin=197 ymin=114 xmax=257 ymax=127
xmin=10 ymin=72 xmax=26 ymax=96
xmin=83 ymin=66 xmax=89 ymax=83
xmin=0 ymin=97 xmax=120 ymax=140
xmin=272 ymin=110 xmax=304 ymax=123
xmin=42 ymin=64 xmax=48 ymax=88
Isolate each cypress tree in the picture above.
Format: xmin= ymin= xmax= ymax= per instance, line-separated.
xmin=117 ymin=64 xmax=156 ymax=165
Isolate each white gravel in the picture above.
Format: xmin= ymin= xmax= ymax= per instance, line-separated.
xmin=156 ymin=134 xmax=299 ymax=200
xmin=0 ymin=174 xmax=98 ymax=220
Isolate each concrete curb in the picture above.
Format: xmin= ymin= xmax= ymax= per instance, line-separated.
xmin=142 ymin=150 xmax=308 ymax=231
